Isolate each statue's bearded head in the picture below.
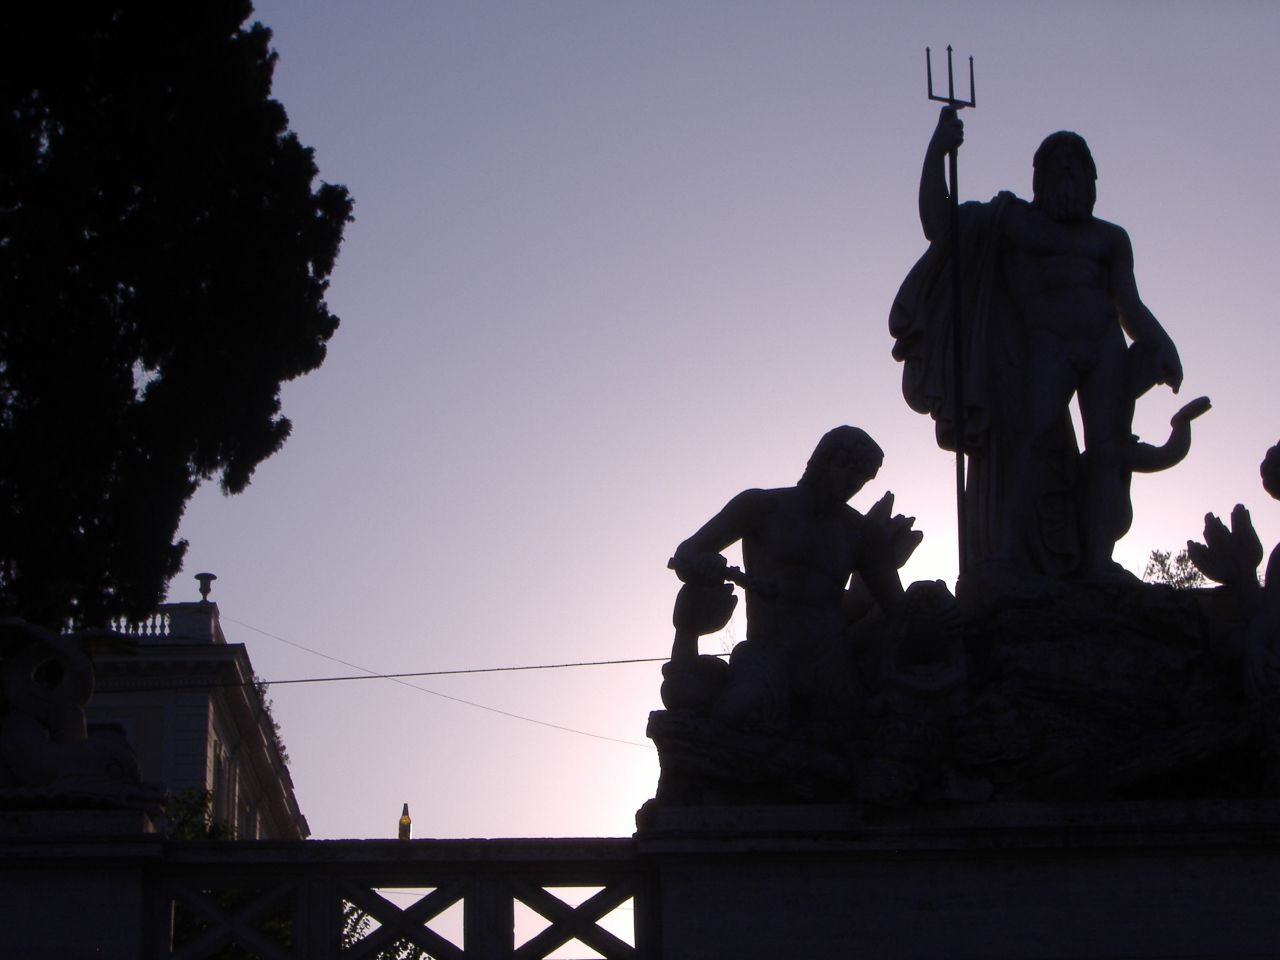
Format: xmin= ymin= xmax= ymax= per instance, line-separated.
xmin=1033 ymin=131 xmax=1097 ymax=223
xmin=802 ymin=426 xmax=884 ymax=503
xmin=1262 ymin=442 xmax=1280 ymax=501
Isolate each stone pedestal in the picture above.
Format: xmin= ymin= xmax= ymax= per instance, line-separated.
xmin=0 ymin=809 xmax=162 ymax=959
xmin=636 ymin=800 xmax=1280 ymax=959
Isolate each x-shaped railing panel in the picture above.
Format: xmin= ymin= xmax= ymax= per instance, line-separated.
xmin=168 ymin=879 xmax=299 ymax=960
xmin=339 ymin=877 xmax=468 ymax=960
xmin=150 ymin=838 xmax=651 ymax=959
xmin=511 ymin=878 xmax=637 ymax=960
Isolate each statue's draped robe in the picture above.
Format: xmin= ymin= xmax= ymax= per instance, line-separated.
xmin=890 ymin=193 xmax=1080 ymax=577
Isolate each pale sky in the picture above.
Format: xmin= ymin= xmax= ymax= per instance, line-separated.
xmin=171 ymin=1 xmax=1280 ymax=840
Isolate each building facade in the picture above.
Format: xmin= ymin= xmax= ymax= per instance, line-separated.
xmin=86 ymin=593 xmax=308 ymax=840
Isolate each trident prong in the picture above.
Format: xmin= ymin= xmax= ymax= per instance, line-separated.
xmin=927 ymin=46 xmax=975 ymax=110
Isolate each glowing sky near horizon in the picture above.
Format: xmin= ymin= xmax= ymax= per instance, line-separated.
xmin=171 ymin=1 xmax=1280 ymax=840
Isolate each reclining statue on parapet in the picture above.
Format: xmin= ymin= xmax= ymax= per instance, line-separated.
xmin=650 ymin=430 xmax=1280 ymax=807
xmin=666 ymin=426 xmax=928 ymax=733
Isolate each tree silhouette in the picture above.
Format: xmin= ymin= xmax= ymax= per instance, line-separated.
xmin=0 ymin=3 xmax=352 ymax=627
xmin=1143 ymin=548 xmax=1206 ymax=590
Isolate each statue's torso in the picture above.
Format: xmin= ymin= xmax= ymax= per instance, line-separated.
xmin=1001 ymin=204 xmax=1119 ymax=342
xmin=741 ymin=492 xmax=862 ymax=651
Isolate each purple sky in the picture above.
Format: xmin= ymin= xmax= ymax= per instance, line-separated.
xmin=171 ymin=1 xmax=1280 ymax=841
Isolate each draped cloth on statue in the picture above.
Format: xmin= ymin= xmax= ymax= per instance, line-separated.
xmin=889 ymin=192 xmax=1080 ymax=577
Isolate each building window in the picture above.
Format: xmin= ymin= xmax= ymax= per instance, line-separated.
xmin=211 ymin=741 xmax=231 ymax=830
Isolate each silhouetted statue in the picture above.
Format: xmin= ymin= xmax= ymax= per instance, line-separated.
xmin=647 ymin=429 xmax=1280 ymax=808
xmin=668 ymin=427 xmax=922 ymax=731
xmin=0 ymin=619 xmax=150 ymax=800
xmin=1251 ymin=444 xmax=1280 ymax=705
xmin=891 ymin=108 xmax=1187 ymax=583
xmin=1188 ymin=441 xmax=1280 ymax=708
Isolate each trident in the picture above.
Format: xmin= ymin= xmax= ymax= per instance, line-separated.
xmin=926 ymin=45 xmax=975 ymax=576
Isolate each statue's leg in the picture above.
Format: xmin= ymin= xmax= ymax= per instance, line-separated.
xmin=1003 ymin=332 xmax=1078 ymax=572
xmin=712 ymin=637 xmax=789 ymax=731
xmin=1077 ymin=331 xmax=1133 ymax=574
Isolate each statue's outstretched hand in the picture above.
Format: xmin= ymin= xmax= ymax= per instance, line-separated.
xmin=888 ymin=520 xmax=925 ymax=570
xmin=867 ymin=491 xmax=924 ymax=570
xmin=1187 ymin=503 xmax=1263 ymax=587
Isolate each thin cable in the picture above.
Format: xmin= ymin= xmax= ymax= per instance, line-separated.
xmin=137 ymin=655 xmax=678 ymax=690
xmin=270 ymin=655 xmax=674 ymax=683
xmin=216 ymin=616 xmax=659 ymax=750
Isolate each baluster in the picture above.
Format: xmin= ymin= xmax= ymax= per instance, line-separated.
xmin=295 ymin=873 xmax=342 ymax=960
xmin=464 ymin=874 xmax=515 ymax=957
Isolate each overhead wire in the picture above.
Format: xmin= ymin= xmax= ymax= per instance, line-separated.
xmin=214 ymin=615 xmax=668 ymax=749
xmin=131 ymin=655 xmax=681 ymax=689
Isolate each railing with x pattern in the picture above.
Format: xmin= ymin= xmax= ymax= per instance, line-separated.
xmin=149 ymin=838 xmax=656 ymax=960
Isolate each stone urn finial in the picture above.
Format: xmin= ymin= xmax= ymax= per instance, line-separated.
xmin=195 ymin=572 xmax=217 ymax=602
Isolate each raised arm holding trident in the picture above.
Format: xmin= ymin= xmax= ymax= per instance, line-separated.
xmin=925 ymin=46 xmax=975 ymax=575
